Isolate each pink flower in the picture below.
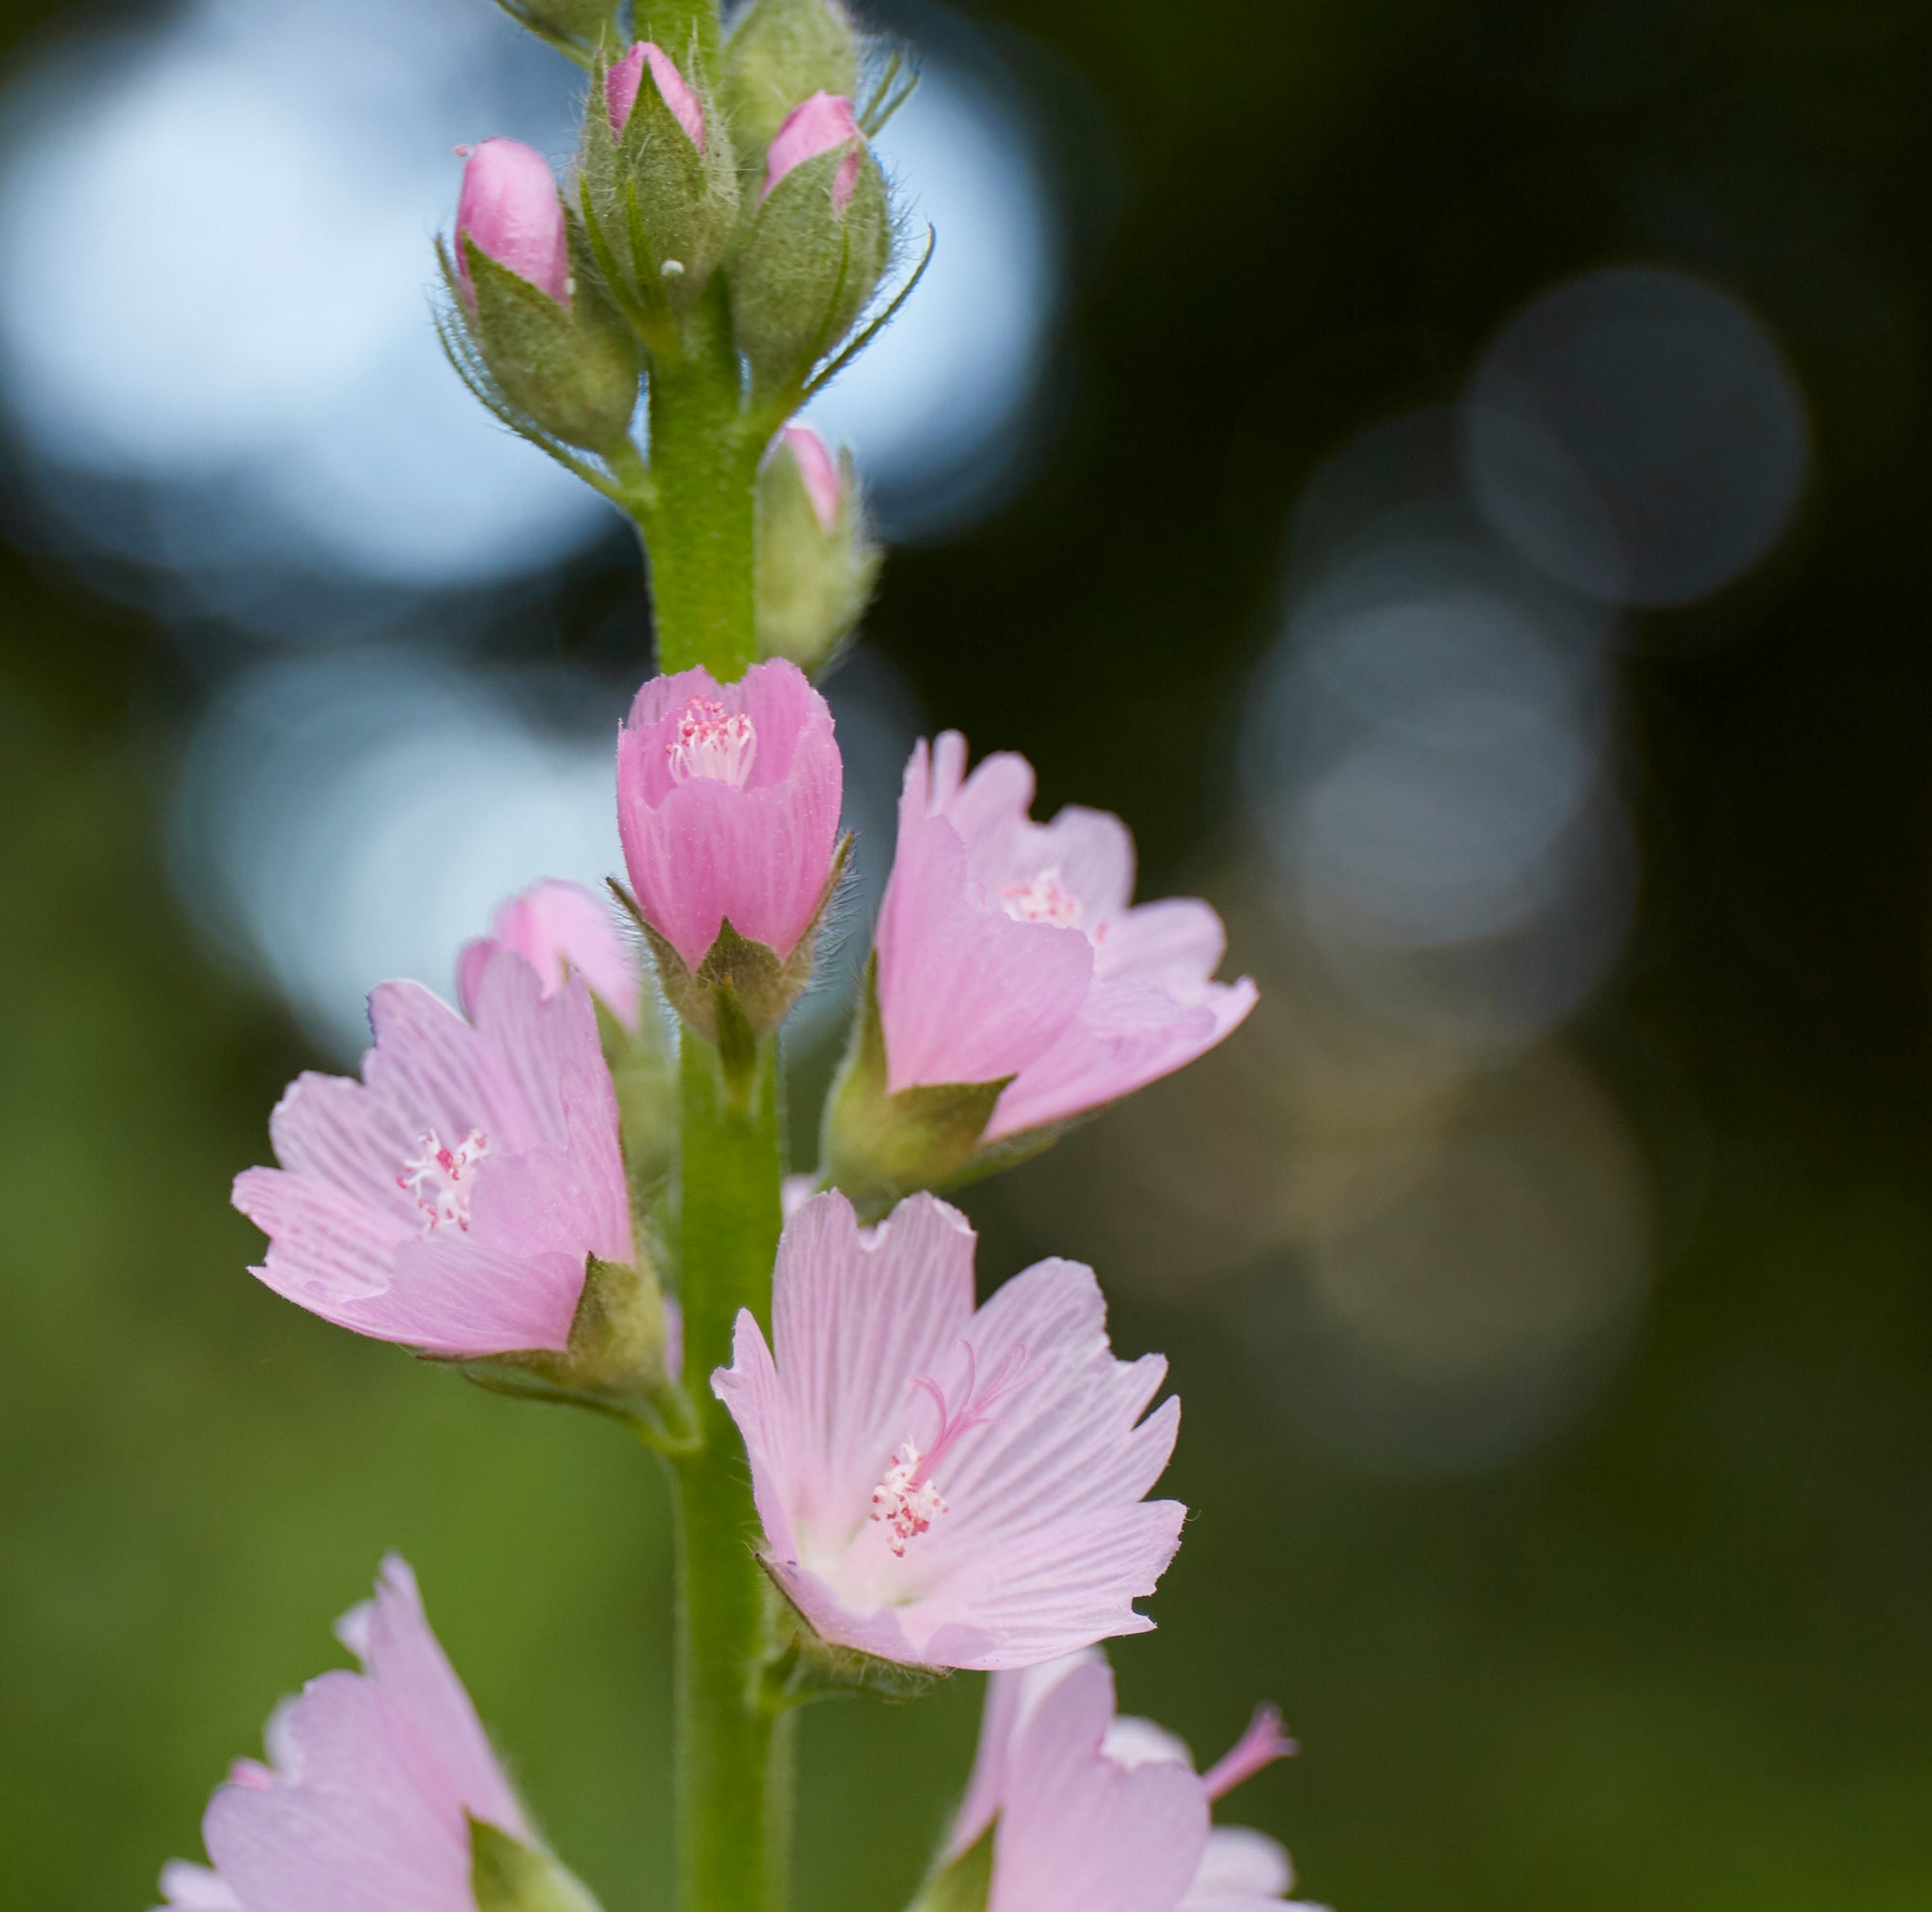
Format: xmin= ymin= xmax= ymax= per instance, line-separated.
xmin=232 ymin=943 xmax=632 ymax=1358
xmin=615 ymin=658 xmax=842 ymax=971
xmin=776 ymin=422 xmax=843 ymax=531
xmin=876 ymin=733 xmax=1258 ymax=1141
xmin=761 ymin=90 xmax=863 ymax=213
xmin=606 ymin=42 xmax=705 ymax=149
xmin=712 ymin=1191 xmax=1183 ymax=1670
xmin=945 ymin=1652 xmax=1315 ymax=1912
xmin=454 ymin=137 xmax=569 ymax=308
xmin=155 ymin=1557 xmax=539 ymax=1912
xmin=457 ymin=878 xmax=639 ymax=1030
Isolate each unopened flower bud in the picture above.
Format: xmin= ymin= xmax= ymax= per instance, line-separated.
xmin=729 ymin=92 xmax=889 ymax=392
xmin=721 ymin=0 xmax=859 ymax=172
xmin=448 ymin=139 xmax=639 ymax=451
xmin=756 ymin=422 xmax=880 ymax=672
xmin=579 ymin=43 xmax=739 ymax=313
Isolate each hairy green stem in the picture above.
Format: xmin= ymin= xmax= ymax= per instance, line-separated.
xmin=670 ymin=1033 xmax=787 ymax=1912
xmin=639 ymin=284 xmax=763 ymax=678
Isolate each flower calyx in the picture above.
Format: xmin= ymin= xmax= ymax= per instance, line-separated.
xmin=904 ymin=1830 xmax=994 ymax=1912
xmin=469 ymin=1817 xmax=604 ymax=1912
xmin=578 ymin=41 xmax=740 ymax=328
xmin=757 ymin=1584 xmax=950 ymax=1709
xmin=447 ymin=1252 xmax=692 ymax=1447
xmin=611 ymin=835 xmax=848 ymax=1063
xmin=820 ymin=955 xmax=1060 ymax=1221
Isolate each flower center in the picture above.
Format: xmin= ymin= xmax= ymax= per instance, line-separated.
xmin=667 ymin=698 xmax=756 ymax=785
xmin=999 ymin=865 xmax=1082 ymax=927
xmin=397 ymin=1128 xmax=490 ymax=1233
xmin=868 ymin=1342 xmax=1029 ymax=1557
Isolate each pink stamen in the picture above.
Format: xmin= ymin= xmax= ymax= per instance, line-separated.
xmin=397 ymin=1127 xmax=490 ymax=1234
xmin=869 ymin=1341 xmax=1030 ymax=1555
xmin=1201 ymin=1705 xmax=1296 ymax=1803
xmin=667 ymin=697 xmax=757 ymax=785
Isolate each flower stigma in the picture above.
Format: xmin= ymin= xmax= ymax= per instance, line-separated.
xmin=869 ymin=1341 xmax=1030 ymax=1556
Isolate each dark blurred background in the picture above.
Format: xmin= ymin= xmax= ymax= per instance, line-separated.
xmin=4 ymin=0 xmax=1930 ymax=1904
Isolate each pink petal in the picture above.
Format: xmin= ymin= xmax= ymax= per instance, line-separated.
xmin=951 ymin=1654 xmax=1100 ymax=1857
xmin=875 ymin=812 xmax=1093 ymax=1091
xmin=607 ymin=43 xmax=705 ymax=149
xmin=1184 ymin=1827 xmax=1298 ymax=1907
xmin=156 ymin=1861 xmax=242 ymax=1909
xmin=780 ymin=422 xmax=843 ymax=531
xmin=1092 ymin=898 xmax=1230 ymax=995
xmin=454 ymin=137 xmax=568 ymax=307
xmin=463 ymin=879 xmax=639 ymax=1028
xmin=989 ymin=1661 xmax=1208 ymax=1912
xmin=761 ymin=90 xmax=861 ymax=204
xmin=984 ymin=976 xmax=1258 ymax=1143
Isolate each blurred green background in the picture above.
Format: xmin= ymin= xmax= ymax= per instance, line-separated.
xmin=4 ymin=0 xmax=1931 ymax=1906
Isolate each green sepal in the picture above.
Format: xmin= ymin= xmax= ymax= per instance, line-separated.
xmin=440 ymin=1253 xmax=695 ymax=1446
xmin=580 ymin=42 xmax=740 ymax=320
xmin=755 ymin=435 xmax=880 ymax=672
xmin=456 ymin=233 xmax=640 ymax=452
xmin=820 ymin=953 xmax=1068 ymax=1220
xmin=758 ymin=1575 xmax=950 ymax=1707
xmin=729 ymin=143 xmax=890 ymax=396
xmin=721 ymin=0 xmax=860 ymax=177
xmin=490 ymin=0 xmax=619 ymax=63
xmin=905 ymin=1828 xmax=995 ymax=1912
xmin=469 ymin=1817 xmax=604 ymax=1912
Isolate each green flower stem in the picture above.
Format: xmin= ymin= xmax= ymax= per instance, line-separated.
xmin=637 ymin=284 xmax=764 ymax=679
xmin=669 ymin=1030 xmax=788 ymax=1912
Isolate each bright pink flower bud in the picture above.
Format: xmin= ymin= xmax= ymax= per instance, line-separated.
xmin=875 ymin=733 xmax=1258 ymax=1141
xmin=615 ymin=658 xmax=843 ymax=971
xmin=454 ymin=136 xmax=570 ymax=308
xmin=779 ymin=422 xmax=843 ymax=531
xmin=232 ymin=944 xmax=633 ymax=1358
xmin=946 ymin=1653 xmax=1312 ymax=1911
xmin=459 ymin=877 xmax=639 ymax=1030
xmin=761 ymin=89 xmax=863 ymax=212
xmin=156 ymin=1558 xmax=541 ymax=1911
xmin=606 ymin=41 xmax=706 ymax=150
xmin=712 ymin=1191 xmax=1184 ymax=1670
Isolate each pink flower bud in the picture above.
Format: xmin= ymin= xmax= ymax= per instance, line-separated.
xmin=761 ymin=89 xmax=863 ymax=213
xmin=458 ymin=878 xmax=640 ymax=1030
xmin=454 ymin=136 xmax=570 ymax=308
xmin=779 ymin=422 xmax=843 ymax=531
xmin=607 ymin=41 xmax=706 ymax=151
xmin=616 ymin=659 xmax=843 ymax=971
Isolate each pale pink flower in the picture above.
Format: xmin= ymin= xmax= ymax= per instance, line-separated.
xmin=777 ymin=422 xmax=843 ymax=531
xmin=454 ymin=137 xmax=569 ymax=308
xmin=155 ymin=1557 xmax=533 ymax=1912
xmin=457 ymin=878 xmax=639 ymax=1030
xmin=232 ymin=944 xmax=632 ymax=1358
xmin=606 ymin=42 xmax=705 ymax=149
xmin=876 ymin=733 xmax=1258 ymax=1140
xmin=947 ymin=1652 xmax=1315 ymax=1912
xmin=761 ymin=90 xmax=863 ymax=213
xmin=615 ymin=658 xmax=842 ymax=971
xmin=712 ymin=1191 xmax=1183 ymax=1670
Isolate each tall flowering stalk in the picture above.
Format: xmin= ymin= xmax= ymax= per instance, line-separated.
xmin=166 ymin=1 xmax=1312 ymax=1910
